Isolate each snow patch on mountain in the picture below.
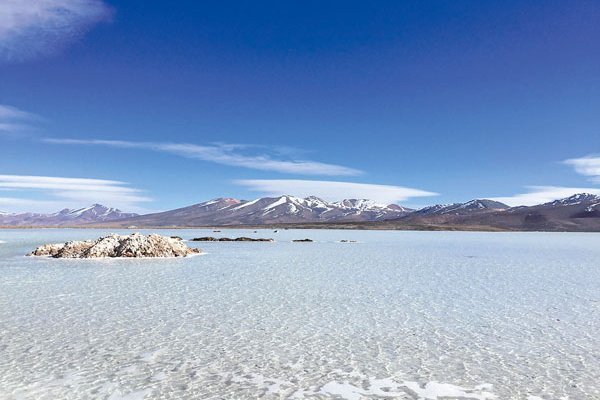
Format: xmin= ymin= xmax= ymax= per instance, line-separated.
xmin=546 ymin=193 xmax=600 ymax=207
xmin=415 ymin=200 xmax=509 ymax=216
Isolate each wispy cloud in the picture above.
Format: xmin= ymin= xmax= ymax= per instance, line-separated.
xmin=490 ymin=186 xmax=600 ymax=207
xmin=0 ymin=104 xmax=35 ymax=119
xmin=235 ymin=179 xmax=437 ymax=204
xmin=0 ymin=104 xmax=39 ymax=135
xmin=44 ymin=138 xmax=363 ymax=176
xmin=564 ymin=155 xmax=600 ymax=183
xmin=0 ymin=175 xmax=151 ymax=213
xmin=0 ymin=0 xmax=112 ymax=62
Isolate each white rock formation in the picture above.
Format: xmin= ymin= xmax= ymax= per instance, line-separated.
xmin=29 ymin=233 xmax=201 ymax=258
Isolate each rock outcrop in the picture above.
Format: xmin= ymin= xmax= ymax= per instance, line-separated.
xmin=191 ymin=236 xmax=274 ymax=242
xmin=292 ymin=238 xmax=314 ymax=242
xmin=29 ymin=233 xmax=201 ymax=258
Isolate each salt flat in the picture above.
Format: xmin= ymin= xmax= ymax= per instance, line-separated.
xmin=0 ymin=229 xmax=598 ymax=399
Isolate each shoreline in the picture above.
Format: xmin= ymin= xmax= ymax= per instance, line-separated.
xmin=2 ymin=223 xmax=600 ymax=232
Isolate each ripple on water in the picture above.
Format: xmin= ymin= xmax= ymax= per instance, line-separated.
xmin=0 ymin=229 xmax=599 ymax=399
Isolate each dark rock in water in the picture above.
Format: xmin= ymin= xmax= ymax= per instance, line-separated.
xmin=293 ymin=239 xmax=314 ymax=242
xmin=213 ymin=230 xmax=221 ymax=232
xmin=233 ymin=237 xmax=274 ymax=242
xmin=170 ymin=236 xmax=183 ymax=240
xmin=340 ymin=240 xmax=357 ymax=243
xmin=191 ymin=237 xmax=219 ymax=241
xmin=29 ymin=233 xmax=201 ymax=258
xmin=191 ymin=236 xmax=273 ymax=242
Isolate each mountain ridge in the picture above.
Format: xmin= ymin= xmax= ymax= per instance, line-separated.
xmin=99 ymin=195 xmax=413 ymax=227
xmin=2 ymin=193 xmax=600 ymax=231
xmin=395 ymin=193 xmax=600 ymax=231
xmin=0 ymin=204 xmax=137 ymax=226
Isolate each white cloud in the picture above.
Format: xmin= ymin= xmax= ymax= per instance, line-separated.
xmin=490 ymin=186 xmax=600 ymax=207
xmin=44 ymin=138 xmax=363 ymax=176
xmin=0 ymin=174 xmax=151 ymax=213
xmin=564 ymin=155 xmax=600 ymax=183
xmin=0 ymin=104 xmax=35 ymax=119
xmin=0 ymin=104 xmax=39 ymax=135
xmin=0 ymin=0 xmax=112 ymax=62
xmin=235 ymin=179 xmax=437 ymax=204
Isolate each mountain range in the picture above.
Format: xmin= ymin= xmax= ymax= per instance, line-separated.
xmin=388 ymin=193 xmax=600 ymax=231
xmin=89 ymin=195 xmax=413 ymax=227
xmin=0 ymin=204 xmax=137 ymax=226
xmin=2 ymin=194 xmax=600 ymax=231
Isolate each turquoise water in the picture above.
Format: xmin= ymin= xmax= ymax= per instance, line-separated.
xmin=0 ymin=229 xmax=599 ymax=399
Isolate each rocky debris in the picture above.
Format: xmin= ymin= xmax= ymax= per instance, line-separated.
xmin=191 ymin=236 xmax=274 ymax=242
xmin=292 ymin=239 xmax=314 ymax=242
xmin=29 ymin=233 xmax=201 ymax=258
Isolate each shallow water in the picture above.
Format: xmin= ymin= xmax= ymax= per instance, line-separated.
xmin=0 ymin=229 xmax=599 ymax=399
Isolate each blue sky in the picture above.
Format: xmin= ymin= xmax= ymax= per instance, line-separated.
xmin=1 ymin=0 xmax=599 ymax=213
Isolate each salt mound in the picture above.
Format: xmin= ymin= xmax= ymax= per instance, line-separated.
xmin=29 ymin=233 xmax=201 ymax=258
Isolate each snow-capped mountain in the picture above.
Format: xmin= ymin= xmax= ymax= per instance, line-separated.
xmin=61 ymin=204 xmax=138 ymax=222
xmin=106 ymin=195 xmax=414 ymax=227
xmin=414 ymin=199 xmax=509 ymax=216
xmin=0 ymin=204 xmax=137 ymax=226
xmin=543 ymin=193 xmax=600 ymax=208
xmin=505 ymin=193 xmax=600 ymax=222
xmin=3 ymin=193 xmax=600 ymax=230
xmin=406 ymin=194 xmax=600 ymax=231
